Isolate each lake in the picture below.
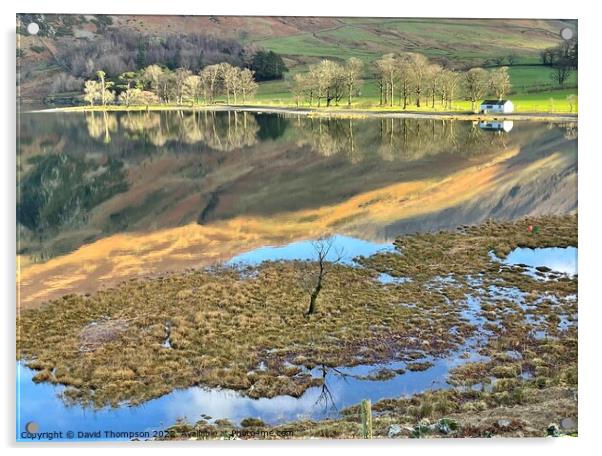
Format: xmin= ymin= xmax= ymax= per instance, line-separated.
xmin=16 ymin=110 xmax=577 ymax=440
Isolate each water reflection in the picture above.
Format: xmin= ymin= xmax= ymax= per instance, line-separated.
xmin=17 ymin=337 xmax=482 ymax=441
xmin=229 ymin=235 xmax=394 ymax=266
xmin=33 ymin=111 xmax=539 ymax=161
xmin=479 ymin=120 xmax=513 ymax=132
xmin=87 ymin=110 xmax=261 ymax=149
xmin=503 ymin=246 xmax=577 ymax=275
xmin=17 ymin=112 xmax=577 ymax=305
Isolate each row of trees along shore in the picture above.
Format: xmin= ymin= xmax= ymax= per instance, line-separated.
xmin=293 ymin=54 xmax=513 ymax=111
xmin=84 ymin=63 xmax=258 ymax=107
xmin=82 ymin=51 xmax=574 ymax=111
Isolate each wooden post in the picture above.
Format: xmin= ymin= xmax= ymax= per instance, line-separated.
xmin=360 ymin=399 xmax=373 ymax=439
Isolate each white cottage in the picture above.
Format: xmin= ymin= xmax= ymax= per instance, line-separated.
xmin=479 ymin=100 xmax=514 ymax=114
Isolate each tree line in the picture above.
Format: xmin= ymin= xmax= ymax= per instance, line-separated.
xmin=292 ymin=53 xmax=512 ymax=111
xmin=83 ymin=63 xmax=259 ymax=107
xmin=540 ymin=39 xmax=577 ymax=87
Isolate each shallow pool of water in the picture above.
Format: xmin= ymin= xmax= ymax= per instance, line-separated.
xmin=17 ymin=333 xmax=486 ymax=442
xmin=228 ymin=235 xmax=395 ymax=266
xmin=501 ymin=246 xmax=577 ymax=276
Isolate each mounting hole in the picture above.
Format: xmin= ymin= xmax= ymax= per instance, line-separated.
xmin=27 ymin=22 xmax=39 ymax=35
xmin=25 ymin=421 xmax=39 ymax=433
xmin=560 ymin=27 xmax=573 ymax=40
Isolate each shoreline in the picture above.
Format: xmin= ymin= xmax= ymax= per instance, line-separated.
xmin=27 ymin=104 xmax=579 ymax=122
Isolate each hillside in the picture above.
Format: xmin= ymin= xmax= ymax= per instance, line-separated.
xmin=16 ymin=14 xmax=576 ymax=104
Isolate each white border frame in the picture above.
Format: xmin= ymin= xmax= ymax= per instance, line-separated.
xmin=3 ymin=2 xmax=600 ymax=455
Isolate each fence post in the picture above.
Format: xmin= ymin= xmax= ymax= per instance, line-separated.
xmin=360 ymin=399 xmax=373 ymax=439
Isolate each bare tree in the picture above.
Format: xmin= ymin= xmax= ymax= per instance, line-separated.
xmin=426 ymin=63 xmax=443 ymax=108
xmin=83 ymin=80 xmax=101 ymax=107
xmin=173 ymin=68 xmax=193 ymax=104
xmin=292 ymin=73 xmax=306 ymax=107
xmin=312 ymin=60 xmax=344 ymax=107
xmin=463 ymin=68 xmax=489 ymax=112
xmin=440 ymin=69 xmax=461 ymax=110
xmin=550 ymin=59 xmax=572 ymax=87
xmin=95 ymin=71 xmax=114 ymax=106
xmin=343 ymin=57 xmax=364 ymax=107
xmin=375 ymin=54 xmax=397 ymax=107
xmin=567 ymin=94 xmax=577 ymax=113
xmin=396 ymin=54 xmax=413 ymax=109
xmin=159 ymin=71 xmax=176 ymax=103
xmin=199 ymin=64 xmax=221 ymax=104
xmin=408 ymin=53 xmax=430 ymax=108
xmin=183 ymin=74 xmax=202 ymax=105
xmin=305 ymin=237 xmax=343 ymax=316
xmin=239 ymin=68 xmax=258 ymax=103
xmin=220 ymin=63 xmax=240 ymax=104
xmin=489 ymin=66 xmax=511 ymax=100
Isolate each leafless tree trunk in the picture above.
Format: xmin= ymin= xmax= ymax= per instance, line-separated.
xmin=306 ymin=237 xmax=343 ymax=316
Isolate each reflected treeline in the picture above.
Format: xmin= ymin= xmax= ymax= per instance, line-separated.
xmin=557 ymin=122 xmax=578 ymax=140
xmin=86 ymin=110 xmax=261 ymax=151
xmin=290 ymin=116 xmax=515 ymax=163
xmin=20 ymin=112 xmax=578 ymax=167
xmin=34 ymin=111 xmax=514 ymax=163
xmin=85 ymin=111 xmax=517 ymax=162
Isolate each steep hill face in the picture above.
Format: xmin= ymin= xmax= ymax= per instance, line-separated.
xmin=16 ymin=14 xmax=574 ymax=103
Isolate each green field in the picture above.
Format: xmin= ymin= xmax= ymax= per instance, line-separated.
xmin=244 ymin=18 xmax=578 ymax=113
xmin=248 ymin=18 xmax=566 ymax=67
xmin=252 ymin=65 xmax=577 ymax=113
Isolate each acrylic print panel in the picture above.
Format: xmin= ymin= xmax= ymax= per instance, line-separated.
xmin=16 ymin=14 xmax=577 ymax=442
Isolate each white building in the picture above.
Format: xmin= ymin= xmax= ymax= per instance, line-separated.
xmin=479 ymin=100 xmax=514 ymax=114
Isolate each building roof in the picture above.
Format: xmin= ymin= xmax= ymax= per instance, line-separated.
xmin=481 ymin=100 xmax=511 ymax=105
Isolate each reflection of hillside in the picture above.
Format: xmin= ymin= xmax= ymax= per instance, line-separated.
xmin=19 ymin=125 xmax=577 ymax=308
xmin=372 ymin=128 xmax=577 ymax=241
xmin=18 ymin=113 xmax=576 ymax=265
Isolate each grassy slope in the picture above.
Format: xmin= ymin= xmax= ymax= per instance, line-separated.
xmin=242 ymin=18 xmax=578 ymax=112
xmin=18 ymin=16 xmax=578 ymax=112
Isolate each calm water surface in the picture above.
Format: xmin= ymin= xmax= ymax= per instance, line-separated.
xmin=17 ymin=111 xmax=577 ymax=440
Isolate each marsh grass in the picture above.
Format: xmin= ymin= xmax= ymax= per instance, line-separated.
xmin=18 ymin=214 xmax=577 ymax=425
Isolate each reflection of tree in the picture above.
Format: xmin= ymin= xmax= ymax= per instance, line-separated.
xmin=295 ymin=117 xmax=356 ymax=159
xmin=559 ymin=122 xmax=578 ymax=140
xmin=377 ymin=118 xmax=508 ymax=161
xmin=292 ymin=116 xmax=511 ymax=162
xmin=211 ymin=111 xmax=260 ymax=151
xmin=314 ymin=365 xmax=338 ymax=415
xmin=119 ymin=112 xmax=164 ymax=145
xmin=91 ymin=111 xmax=260 ymax=152
xmin=85 ymin=112 xmax=514 ymax=162
xmin=86 ymin=112 xmax=118 ymax=144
